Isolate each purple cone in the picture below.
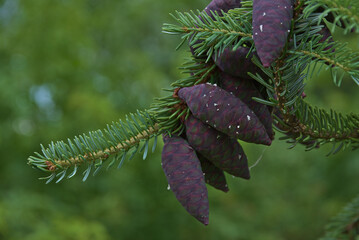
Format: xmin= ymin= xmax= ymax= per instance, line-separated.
xmin=316 ymin=6 xmax=354 ymax=31
xmin=161 ymin=135 xmax=209 ymax=225
xmin=185 ymin=114 xmax=250 ymax=179
xmin=219 ymin=71 xmax=274 ymax=139
xmin=253 ymin=0 xmax=294 ymax=67
xmin=178 ymin=83 xmax=271 ymax=145
xmin=197 ymin=153 xmax=229 ymax=192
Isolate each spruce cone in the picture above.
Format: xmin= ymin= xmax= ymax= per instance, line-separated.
xmin=318 ymin=25 xmax=334 ymax=52
xmin=161 ymin=134 xmax=209 ymax=225
xmin=190 ymin=0 xmax=242 ymax=57
xmin=178 ymin=83 xmax=271 ymax=145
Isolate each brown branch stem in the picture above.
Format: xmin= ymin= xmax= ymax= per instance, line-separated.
xmin=182 ymin=26 xmax=252 ymax=38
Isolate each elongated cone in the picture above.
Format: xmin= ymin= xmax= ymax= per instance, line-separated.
xmin=294 ymin=24 xmax=334 ymax=65
xmin=318 ymin=25 xmax=334 ymax=51
xmin=220 ymin=71 xmax=274 ymax=139
xmin=197 ymin=153 xmax=229 ymax=192
xmin=317 ymin=7 xmax=338 ymax=24
xmin=252 ymin=0 xmax=294 ymax=67
xmin=178 ymin=83 xmax=271 ymax=145
xmin=214 ymin=47 xmax=263 ymax=79
xmin=185 ymin=115 xmax=250 ymax=179
xmin=161 ymin=135 xmax=209 ymax=225
xmin=204 ymin=0 xmax=242 ymax=17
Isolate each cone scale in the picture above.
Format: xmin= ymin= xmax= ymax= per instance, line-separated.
xmin=185 ymin=114 xmax=250 ymax=179
xmin=178 ymin=83 xmax=271 ymax=145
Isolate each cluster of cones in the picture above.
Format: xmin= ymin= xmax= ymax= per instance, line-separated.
xmin=160 ymin=0 xmax=336 ymax=225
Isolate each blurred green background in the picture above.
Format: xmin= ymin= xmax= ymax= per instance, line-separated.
xmin=0 ymin=0 xmax=358 ymax=239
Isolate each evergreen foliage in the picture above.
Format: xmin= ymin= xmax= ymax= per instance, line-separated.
xmin=26 ymin=0 xmax=358 ymax=236
xmin=320 ymin=194 xmax=359 ymax=239
xmin=303 ymin=0 xmax=359 ymax=34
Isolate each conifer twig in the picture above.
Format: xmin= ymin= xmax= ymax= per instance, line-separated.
xmin=45 ymin=124 xmax=160 ymax=171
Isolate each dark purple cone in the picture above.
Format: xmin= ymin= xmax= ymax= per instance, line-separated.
xmin=219 ymin=71 xmax=274 ymax=140
xmin=213 ymin=47 xmax=264 ymax=79
xmin=316 ymin=6 xmax=354 ymax=31
xmin=185 ymin=114 xmax=250 ymax=179
xmin=178 ymin=83 xmax=271 ymax=145
xmin=197 ymin=153 xmax=230 ymax=192
xmin=252 ymin=0 xmax=294 ymax=67
xmin=161 ymin=135 xmax=209 ymax=225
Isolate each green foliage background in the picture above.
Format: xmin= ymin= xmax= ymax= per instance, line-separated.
xmin=0 ymin=0 xmax=358 ymax=239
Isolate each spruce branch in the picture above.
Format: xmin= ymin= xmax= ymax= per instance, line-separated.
xmin=320 ymin=194 xmax=359 ymax=240
xmin=287 ymin=35 xmax=359 ymax=86
xmin=246 ymin=1 xmax=359 ymax=152
xmin=275 ymin=99 xmax=359 ymax=152
xmin=27 ymin=110 xmax=160 ymax=183
xmin=262 ymin=52 xmax=359 ymax=152
xmin=25 ymin=0 xmax=359 ymax=233
xmin=304 ymin=0 xmax=359 ymax=34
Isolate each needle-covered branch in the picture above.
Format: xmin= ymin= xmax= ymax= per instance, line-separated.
xmin=28 ymin=111 xmax=160 ymax=183
xmin=150 ymin=57 xmax=217 ymax=135
xmin=247 ymin=0 xmax=359 ymax=151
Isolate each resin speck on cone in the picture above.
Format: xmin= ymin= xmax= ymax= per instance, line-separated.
xmin=197 ymin=153 xmax=230 ymax=192
xmin=219 ymin=71 xmax=274 ymax=139
xmin=214 ymin=47 xmax=263 ymax=79
xmin=161 ymin=134 xmax=209 ymax=225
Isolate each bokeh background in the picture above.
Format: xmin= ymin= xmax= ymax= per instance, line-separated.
xmin=0 ymin=0 xmax=358 ymax=239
